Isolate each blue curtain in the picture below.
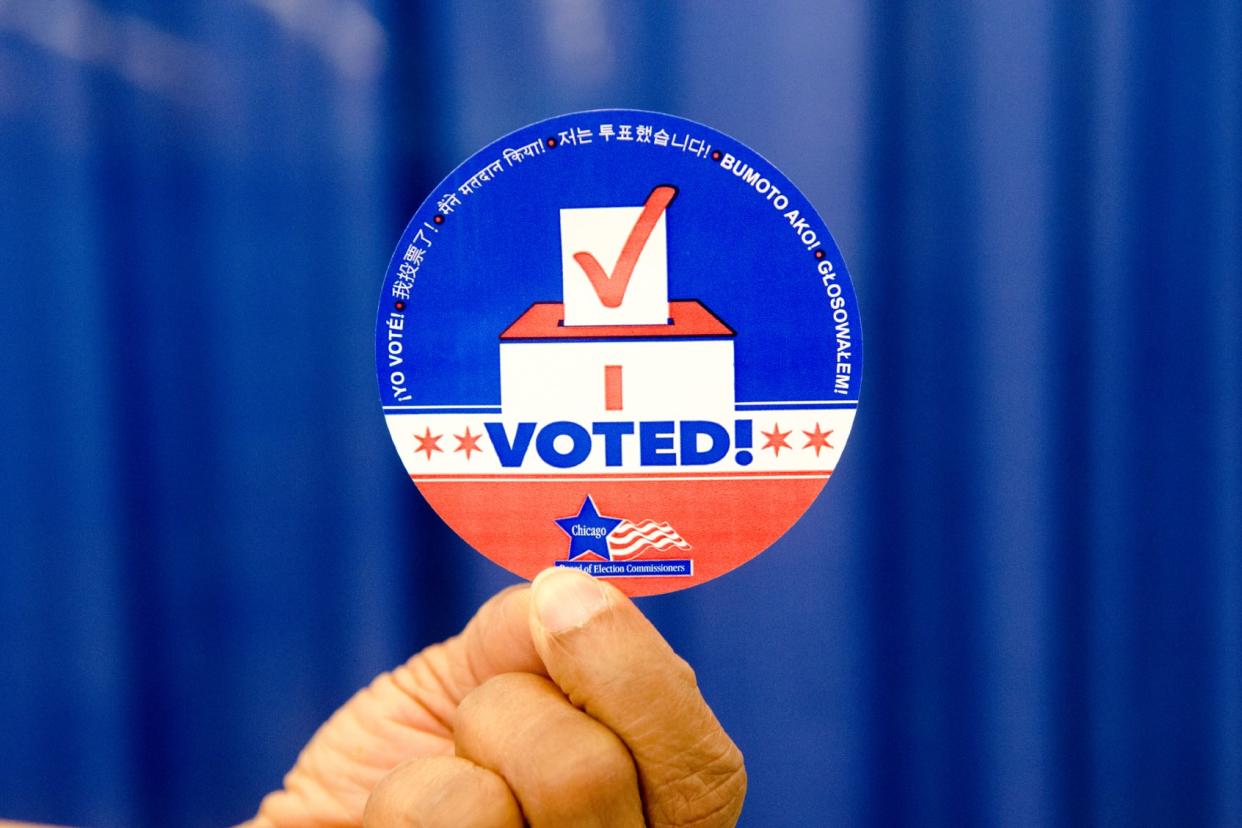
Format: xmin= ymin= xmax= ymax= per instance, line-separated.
xmin=1 ymin=2 xmax=1238 ymax=825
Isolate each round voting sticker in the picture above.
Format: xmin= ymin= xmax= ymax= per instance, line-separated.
xmin=376 ymin=110 xmax=862 ymax=596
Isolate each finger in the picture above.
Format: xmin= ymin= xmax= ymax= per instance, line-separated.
xmin=454 ymin=672 xmax=644 ymax=827
xmin=251 ymin=584 xmax=543 ymax=827
xmin=422 ymin=582 xmax=547 ymax=712
xmin=363 ymin=755 xmax=522 ymax=828
xmin=528 ymin=568 xmax=746 ymax=827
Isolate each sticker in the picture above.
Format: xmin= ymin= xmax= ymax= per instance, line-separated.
xmin=376 ymin=110 xmax=862 ymax=596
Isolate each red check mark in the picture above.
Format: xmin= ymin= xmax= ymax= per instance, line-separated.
xmin=572 ymin=184 xmax=677 ymax=308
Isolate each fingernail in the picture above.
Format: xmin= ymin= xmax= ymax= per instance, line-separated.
xmin=532 ymin=567 xmax=609 ymax=634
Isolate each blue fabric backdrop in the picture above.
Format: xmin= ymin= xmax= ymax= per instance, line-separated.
xmin=1 ymin=1 xmax=1239 ymax=825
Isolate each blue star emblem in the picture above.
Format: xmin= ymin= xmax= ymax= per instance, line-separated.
xmin=555 ymin=495 xmax=623 ymax=560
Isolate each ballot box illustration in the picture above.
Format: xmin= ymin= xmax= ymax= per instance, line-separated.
xmin=497 ymin=190 xmax=736 ymax=420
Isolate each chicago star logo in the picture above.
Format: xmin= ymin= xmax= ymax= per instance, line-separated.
xmin=556 ymin=495 xmax=692 ymax=563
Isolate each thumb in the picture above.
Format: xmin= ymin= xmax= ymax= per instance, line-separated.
xmin=528 ymin=567 xmax=746 ymax=827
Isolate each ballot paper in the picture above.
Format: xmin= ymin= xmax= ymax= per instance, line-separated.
xmin=375 ymin=110 xmax=863 ymax=596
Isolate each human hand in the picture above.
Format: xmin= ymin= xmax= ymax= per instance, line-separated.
xmin=247 ymin=567 xmax=746 ymax=827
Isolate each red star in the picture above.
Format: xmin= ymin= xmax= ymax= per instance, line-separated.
xmin=803 ymin=422 xmax=835 ymax=457
xmin=761 ymin=423 xmax=793 ymax=456
xmin=413 ymin=427 xmax=443 ymax=460
xmin=454 ymin=426 xmax=484 ymax=460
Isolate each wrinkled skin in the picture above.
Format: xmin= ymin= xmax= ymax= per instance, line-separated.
xmin=244 ymin=567 xmax=746 ymax=827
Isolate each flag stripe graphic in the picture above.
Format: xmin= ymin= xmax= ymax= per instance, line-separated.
xmin=608 ymin=519 xmax=692 ymax=558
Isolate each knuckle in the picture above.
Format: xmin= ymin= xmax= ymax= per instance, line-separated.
xmin=534 ymin=729 xmax=635 ymax=814
xmin=364 ymin=756 xmax=518 ymax=828
xmin=363 ymin=762 xmax=415 ymax=827
xmin=456 ymin=672 xmax=544 ymax=732
xmin=553 ymin=728 xmax=636 ymax=791
xmin=481 ymin=670 xmax=549 ymax=700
